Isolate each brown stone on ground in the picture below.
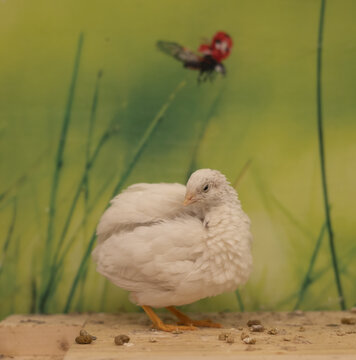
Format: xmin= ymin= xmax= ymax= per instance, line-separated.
xmin=114 ymin=334 xmax=130 ymax=345
xmin=341 ymin=317 xmax=356 ymax=325
xmin=218 ymin=332 xmax=231 ymax=341
xmin=79 ymin=329 xmax=97 ymax=340
xmin=250 ymin=324 xmax=264 ymax=332
xmin=226 ymin=334 xmax=235 ymax=344
xmin=247 ymin=319 xmax=261 ymax=326
xmin=75 ymin=335 xmax=92 ymax=344
xmin=268 ymin=328 xmax=278 ymax=335
xmin=242 ymin=336 xmax=256 ymax=344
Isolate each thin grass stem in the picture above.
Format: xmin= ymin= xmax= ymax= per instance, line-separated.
xmin=0 ymin=149 xmax=48 ymax=204
xmin=55 ymin=127 xmax=112 ymax=256
xmin=38 ymin=126 xmax=115 ymax=311
xmin=316 ymin=0 xmax=345 ymax=309
xmin=270 ymin=195 xmax=313 ymax=239
xmin=294 ymin=222 xmax=326 ymax=310
xmin=41 ymin=172 xmax=116 ymax=307
xmin=0 ymin=198 xmax=17 ymax=276
xmin=235 ymin=289 xmax=245 ymax=312
xmin=185 ymin=87 xmax=225 ymax=181
xmin=277 ymin=244 xmax=354 ymax=309
xmin=57 ymin=170 xmax=117 ymax=266
xmin=63 ymin=79 xmax=186 ymax=313
xmin=40 ymin=33 xmax=84 ymax=312
xmin=232 ymin=159 xmax=252 ymax=190
xmin=77 ymin=70 xmax=103 ymax=308
xmin=22 ymin=170 xmax=116 ymax=312
xmin=232 ymin=159 xmax=253 ymax=312
xmin=84 ymin=70 xmax=103 ymax=207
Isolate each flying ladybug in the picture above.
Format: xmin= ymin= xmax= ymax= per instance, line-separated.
xmin=157 ymin=31 xmax=233 ymax=82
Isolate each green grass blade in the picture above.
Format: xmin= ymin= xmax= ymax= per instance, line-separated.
xmin=185 ymin=86 xmax=225 ymax=181
xmin=0 ymin=198 xmax=17 ymax=276
xmin=232 ymin=159 xmax=254 ymax=311
xmin=55 ymin=127 xmax=112 ymax=255
xmin=84 ymin=69 xmax=103 ymax=207
xmin=315 ymin=0 xmax=345 ymax=309
xmin=232 ymin=159 xmax=252 ymax=189
xmin=270 ymin=194 xmax=313 ymax=239
xmin=57 ymin=170 xmax=117 ymax=266
xmin=39 ymin=172 xmax=117 ymax=306
xmin=63 ymin=79 xmax=186 ymax=313
xmin=39 ymin=32 xmax=84 ymax=313
xmin=235 ymin=289 xmax=245 ymax=312
xmin=294 ymin=221 xmax=326 ymax=310
xmin=77 ymin=70 xmax=103 ymax=308
xmin=0 ymin=149 xmax=49 ymax=204
xmin=38 ymin=126 xmax=114 ymax=311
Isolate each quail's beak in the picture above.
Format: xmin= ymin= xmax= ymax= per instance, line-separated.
xmin=183 ymin=193 xmax=196 ymax=206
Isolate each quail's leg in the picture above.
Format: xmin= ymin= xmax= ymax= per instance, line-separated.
xmin=166 ymin=306 xmax=222 ymax=328
xmin=142 ymin=305 xmax=197 ymax=332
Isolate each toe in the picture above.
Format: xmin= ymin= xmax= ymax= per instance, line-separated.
xmin=178 ymin=319 xmax=222 ymax=328
xmin=154 ymin=323 xmax=197 ymax=332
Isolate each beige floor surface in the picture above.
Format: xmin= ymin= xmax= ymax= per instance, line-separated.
xmin=1 ymin=311 xmax=356 ymax=359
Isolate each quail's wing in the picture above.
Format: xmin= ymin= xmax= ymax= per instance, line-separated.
xmin=157 ymin=41 xmax=200 ymax=63
xmin=96 ymin=183 xmax=187 ymax=243
xmin=92 ymin=215 xmax=206 ymax=292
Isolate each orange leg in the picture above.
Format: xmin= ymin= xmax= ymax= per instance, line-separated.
xmin=166 ymin=306 xmax=222 ymax=328
xmin=142 ymin=305 xmax=197 ymax=332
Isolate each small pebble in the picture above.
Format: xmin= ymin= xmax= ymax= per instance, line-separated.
xmin=242 ymin=336 xmax=256 ymax=344
xmin=226 ymin=334 xmax=235 ymax=344
xmin=283 ymin=337 xmax=291 ymax=342
xmin=80 ymin=329 xmax=97 ymax=340
xmin=250 ymin=324 xmax=264 ymax=332
xmin=247 ymin=319 xmax=261 ymax=326
xmin=149 ymin=337 xmax=157 ymax=343
xmin=238 ymin=326 xmax=243 ymax=331
xmin=114 ymin=335 xmax=130 ymax=345
xmin=75 ymin=335 xmax=92 ymax=344
xmin=218 ymin=332 xmax=230 ymax=341
xmin=350 ymin=307 xmax=356 ymax=314
xmin=267 ymin=328 xmax=278 ymax=335
xmin=172 ymin=329 xmax=183 ymax=334
xmin=341 ymin=317 xmax=356 ymax=325
xmin=298 ymin=326 xmax=306 ymax=332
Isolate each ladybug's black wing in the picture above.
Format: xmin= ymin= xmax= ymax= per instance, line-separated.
xmin=157 ymin=41 xmax=200 ymax=64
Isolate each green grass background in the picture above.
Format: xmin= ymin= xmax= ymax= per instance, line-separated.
xmin=0 ymin=0 xmax=355 ymax=319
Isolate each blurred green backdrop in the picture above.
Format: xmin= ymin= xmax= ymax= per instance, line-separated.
xmin=0 ymin=0 xmax=355 ymax=319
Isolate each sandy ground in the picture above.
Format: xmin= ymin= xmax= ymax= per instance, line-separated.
xmin=1 ymin=311 xmax=356 ymax=359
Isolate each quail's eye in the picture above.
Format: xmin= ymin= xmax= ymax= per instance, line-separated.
xmin=203 ymin=184 xmax=210 ymax=192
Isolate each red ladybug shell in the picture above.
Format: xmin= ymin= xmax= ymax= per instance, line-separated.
xmin=199 ymin=31 xmax=233 ymax=62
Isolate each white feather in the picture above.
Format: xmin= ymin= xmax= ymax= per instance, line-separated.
xmin=96 ymin=183 xmax=187 ymax=243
